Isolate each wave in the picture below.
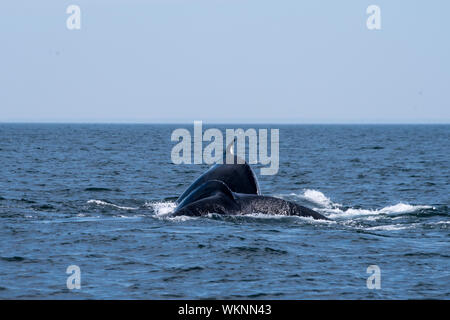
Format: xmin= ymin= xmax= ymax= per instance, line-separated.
xmin=321 ymin=204 xmax=434 ymax=219
xmin=86 ymin=199 xmax=190 ymax=220
xmin=86 ymin=199 xmax=138 ymax=210
xmin=302 ymin=189 xmax=340 ymax=207
xmin=432 ymin=221 xmax=450 ymax=225
xmin=84 ymin=187 xmax=120 ymax=192
xmin=287 ymin=189 xmax=341 ymax=208
xmin=286 ymin=189 xmax=434 ymax=219
xmin=365 ymin=224 xmax=417 ymax=231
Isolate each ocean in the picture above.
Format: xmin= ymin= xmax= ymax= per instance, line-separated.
xmin=0 ymin=124 xmax=448 ymax=299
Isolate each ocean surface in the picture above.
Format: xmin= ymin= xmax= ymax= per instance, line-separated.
xmin=0 ymin=124 xmax=448 ymax=299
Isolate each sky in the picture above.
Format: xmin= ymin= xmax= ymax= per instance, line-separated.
xmin=0 ymin=0 xmax=449 ymax=123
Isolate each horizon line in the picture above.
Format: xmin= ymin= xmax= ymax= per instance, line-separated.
xmin=0 ymin=121 xmax=449 ymax=125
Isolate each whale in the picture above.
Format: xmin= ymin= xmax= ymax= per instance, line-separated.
xmin=174 ymin=180 xmax=328 ymax=219
xmin=173 ymin=141 xmax=329 ymax=220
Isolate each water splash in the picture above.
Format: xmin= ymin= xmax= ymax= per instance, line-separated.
xmin=145 ymin=201 xmax=177 ymax=216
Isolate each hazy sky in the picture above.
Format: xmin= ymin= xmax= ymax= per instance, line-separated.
xmin=1 ymin=1 xmax=449 ymax=123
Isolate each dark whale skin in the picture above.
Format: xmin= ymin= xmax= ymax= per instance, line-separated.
xmin=236 ymin=194 xmax=328 ymax=220
xmin=176 ymin=140 xmax=260 ymax=204
xmin=176 ymin=162 xmax=260 ymax=204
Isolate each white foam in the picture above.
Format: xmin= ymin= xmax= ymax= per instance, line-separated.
xmin=167 ymin=215 xmax=197 ymax=222
xmin=145 ymin=201 xmax=177 ymax=216
xmin=143 ymin=201 xmax=200 ymax=221
xmin=214 ymin=212 xmax=336 ymax=225
xmin=86 ymin=199 xmax=138 ymax=210
xmin=378 ymin=203 xmax=433 ymax=214
xmin=366 ymin=224 xmax=415 ymax=231
xmin=301 ymin=189 xmax=334 ymax=207
xmin=145 ymin=201 xmax=208 ymax=222
xmin=287 ymin=189 xmax=342 ymax=208
xmin=322 ymin=203 xmax=433 ymax=219
xmin=319 ymin=207 xmax=374 ymax=219
xmin=285 ymin=189 xmax=433 ymax=220
xmin=429 ymin=221 xmax=450 ymax=225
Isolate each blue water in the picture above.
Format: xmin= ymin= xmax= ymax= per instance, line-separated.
xmin=0 ymin=124 xmax=448 ymax=299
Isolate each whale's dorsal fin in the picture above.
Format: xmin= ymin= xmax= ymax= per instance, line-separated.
xmin=226 ymin=137 xmax=235 ymax=156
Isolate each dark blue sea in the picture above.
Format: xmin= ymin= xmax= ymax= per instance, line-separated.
xmin=0 ymin=124 xmax=448 ymax=299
